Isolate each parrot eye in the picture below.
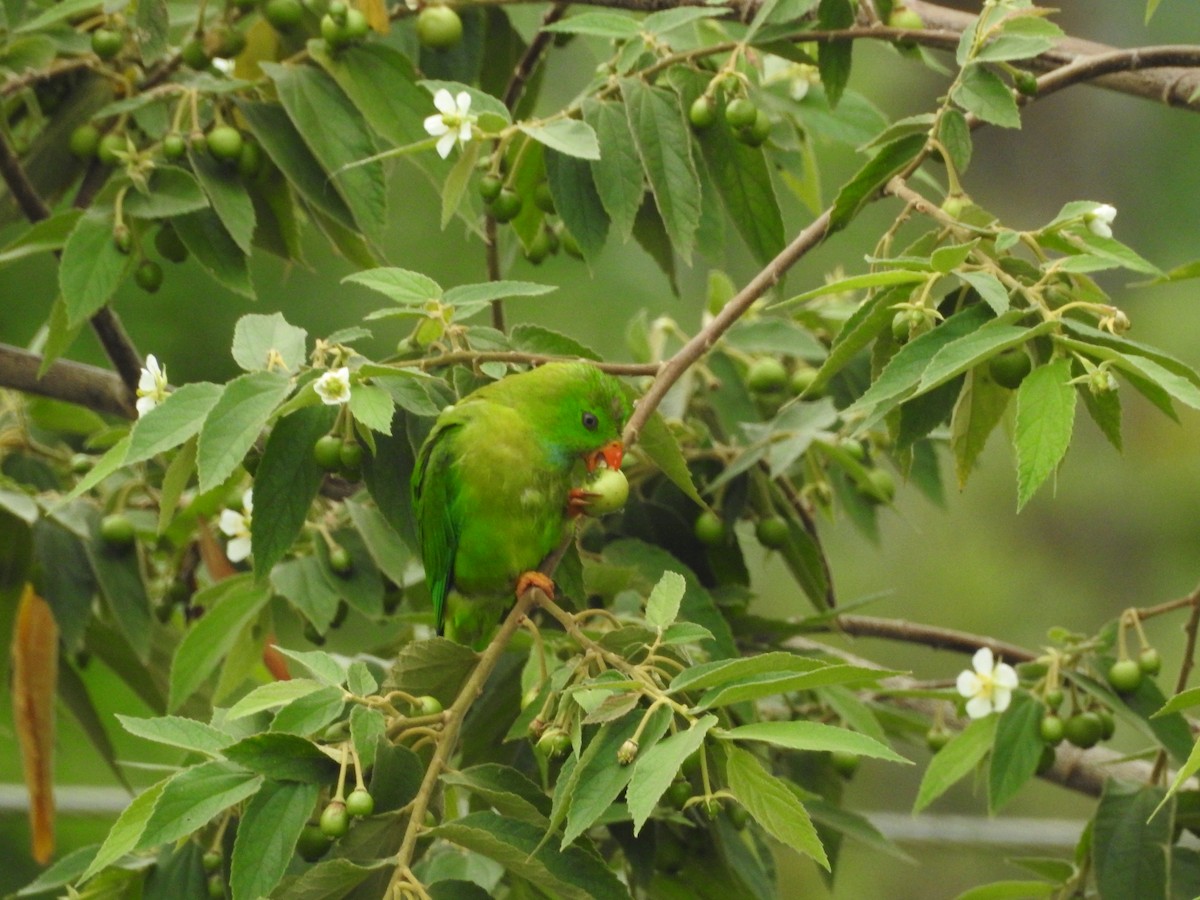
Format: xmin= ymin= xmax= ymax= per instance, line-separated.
xmin=581 ymin=411 xmax=599 ymax=431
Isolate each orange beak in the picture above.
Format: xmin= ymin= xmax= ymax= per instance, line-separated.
xmin=586 ymin=440 xmax=624 ymax=473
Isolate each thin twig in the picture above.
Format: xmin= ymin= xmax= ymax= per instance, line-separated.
xmin=1150 ymin=583 xmax=1200 ymax=784
xmin=0 ymin=344 xmax=136 ymax=419
xmin=831 ymin=614 xmax=1039 ymax=664
xmin=0 ymin=132 xmax=51 ymax=222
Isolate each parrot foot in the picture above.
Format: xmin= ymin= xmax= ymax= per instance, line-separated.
xmin=567 ymin=487 xmax=597 ymax=518
xmin=516 ymin=571 xmax=555 ymax=601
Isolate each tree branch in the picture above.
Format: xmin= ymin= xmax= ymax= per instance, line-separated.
xmin=0 ymin=344 xmax=136 ymax=419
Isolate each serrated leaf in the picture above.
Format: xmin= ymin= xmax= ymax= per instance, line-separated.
xmin=122 ymin=167 xmax=209 ymax=219
xmin=81 ymin=778 xmax=168 ymax=881
xmin=272 ymin=556 xmax=342 ymax=632
xmin=230 ymin=780 xmax=320 ymax=900
xmin=830 ymin=133 xmax=926 ymax=234
xmin=959 ymin=270 xmax=1009 ymax=315
xmin=914 ymin=714 xmax=997 ymax=813
xmin=232 ymin=312 xmax=308 ymax=373
xmin=126 ymin=382 xmax=222 ymax=464
xmin=189 ymin=146 xmax=257 ymax=254
xmin=974 ymin=16 xmax=1063 ymax=63
xmin=620 ymin=79 xmax=701 ymax=262
xmin=724 ymin=720 xmax=908 ymax=763
xmin=391 ymin=638 xmax=479 ymax=706
xmin=271 ymin=685 xmax=346 ymax=736
xmin=441 ymin=763 xmax=551 ymax=825
xmin=519 ymin=119 xmax=600 ymax=160
xmin=636 ymin=410 xmax=705 ymax=508
xmin=196 ymin=371 xmax=292 ymax=494
xmin=59 ymin=208 xmax=131 ymax=328
xmin=443 ymin=280 xmax=556 ymax=306
xmin=670 ymin=650 xmax=825 ymax=694
xmin=645 ymin=571 xmax=685 ymax=631
xmin=274 ymin=647 xmax=348 ymax=686
xmin=816 ymin=0 xmax=854 ymax=108
xmin=938 ymin=108 xmax=972 ymax=175
xmin=726 ymin=745 xmax=829 ymax=869
xmin=172 ymin=207 xmax=255 ymax=299
xmin=628 ymin=715 xmax=716 ymax=835
xmin=1014 ymin=358 xmax=1075 ymax=510
xmin=346 ymin=267 xmax=443 ymax=305
xmin=273 ymin=858 xmax=390 ymax=900
xmin=988 ymin=691 xmax=1044 ymax=812
xmin=223 ymin=732 xmax=339 ymax=782
xmin=116 ymin=714 xmax=233 ymax=756
xmin=583 ymin=99 xmax=642 ymax=243
xmin=1093 ymin=781 xmax=1170 ymax=900
xmin=545 ymin=148 xmax=610 ymax=261
xmin=350 ymin=705 xmax=385 ymax=770
xmin=349 ymin=383 xmax=395 ymax=436
xmin=543 ymin=11 xmax=640 ymax=37
xmin=225 ymin=679 xmax=327 ymax=720
xmin=693 ymin=665 xmax=887 ymax=710
xmin=950 ymin=368 xmax=1010 ymax=488
xmin=953 ymin=63 xmax=1021 ymax=128
xmin=168 ymin=576 xmax=272 ymax=710
xmin=953 ymin=881 xmax=1058 ymax=900
xmin=137 ymin=760 xmax=262 ymax=850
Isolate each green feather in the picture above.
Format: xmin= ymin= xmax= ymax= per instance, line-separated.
xmin=411 ymin=363 xmax=630 ymax=646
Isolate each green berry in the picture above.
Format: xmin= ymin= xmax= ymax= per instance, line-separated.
xmin=988 ymin=349 xmax=1033 ymax=390
xmin=533 ymin=182 xmax=556 ymax=214
xmin=478 ymin=174 xmax=503 ymax=202
xmin=1035 ymin=743 xmax=1056 ymax=775
xmin=206 ymin=873 xmax=226 ymax=898
xmin=738 ymin=108 xmax=771 ymax=147
xmin=100 ymin=513 xmax=135 ymax=549
xmin=319 ymin=801 xmax=350 ymax=838
xmin=665 ymin=779 xmax=691 ymax=809
xmin=344 ymin=8 xmax=369 ymax=39
xmin=1013 ymin=69 xmax=1039 ymax=96
xmin=746 ymin=357 xmax=788 ymax=394
xmin=536 ymin=726 xmax=571 ymax=759
xmin=236 ymin=140 xmax=263 ymax=179
xmin=91 ymin=28 xmax=124 ymax=60
xmin=925 ymin=727 xmax=951 ymax=752
xmin=416 ymin=5 xmax=463 ymax=50
xmin=134 ymin=259 xmax=164 ymax=293
xmin=724 ymin=97 xmax=757 ymax=130
xmin=887 ymin=6 xmax=923 ymax=29
xmin=1039 ymin=714 xmax=1064 ymax=746
xmin=97 ymin=133 xmax=125 ymax=166
xmin=345 ymin=788 xmax=374 ymax=817
xmin=490 ymin=188 xmax=522 ymax=223
xmin=1097 ymin=708 xmax=1116 ymax=740
xmin=865 ymin=467 xmax=896 ymax=504
xmin=414 ymin=695 xmax=443 ymax=716
xmin=201 ymin=850 xmax=222 ymax=873
xmin=69 ymin=124 xmax=101 ymax=159
xmin=580 ymin=466 xmax=629 ymax=517
xmin=728 ymin=804 xmax=750 ymax=830
xmin=1107 ymin=658 xmax=1143 ymax=694
xmin=321 ymin=13 xmax=346 ymax=46
xmin=264 ymin=0 xmax=304 ymax=30
xmin=339 ymin=440 xmax=364 ymax=472
xmin=181 ymin=37 xmax=211 ymax=70
xmin=830 ymin=750 xmax=860 ymax=778
xmin=693 ymin=510 xmax=725 ymax=546
xmin=754 ymin=516 xmax=789 ymax=549
xmin=155 ymin=224 xmax=188 ymax=263
xmin=161 ymin=132 xmax=187 ymax=161
xmin=1043 ymin=687 xmax=1064 ymax=710
xmin=214 ymin=27 xmax=247 ymax=58
xmin=328 ymin=545 xmax=353 ymax=575
xmin=207 ymin=126 xmax=244 ymax=162
xmin=1138 ymin=647 xmax=1163 ymax=675
xmin=1063 ymin=711 xmax=1103 ymax=749
xmin=112 ymin=224 xmax=133 ymax=254
xmin=688 ymin=96 xmax=715 ymax=130
xmin=313 ymin=434 xmax=343 ymax=470
xmin=524 ymin=227 xmax=552 ymax=265
xmin=790 ymin=366 xmax=818 ymax=396
xmin=559 ymin=229 xmax=582 ymax=259
xmin=296 ymin=824 xmax=333 ymax=861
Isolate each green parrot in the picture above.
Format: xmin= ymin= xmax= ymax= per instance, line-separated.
xmin=412 ymin=362 xmax=631 ymax=646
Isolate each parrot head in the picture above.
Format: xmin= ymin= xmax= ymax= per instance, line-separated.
xmin=516 ymin=363 xmax=631 ymax=473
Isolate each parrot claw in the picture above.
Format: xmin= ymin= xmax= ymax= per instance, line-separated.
xmin=516 ymin=571 xmax=555 ymax=601
xmin=567 ymin=487 xmax=598 ymax=517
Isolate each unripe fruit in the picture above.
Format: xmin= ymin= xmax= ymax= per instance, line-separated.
xmin=536 ymin=726 xmax=571 ymax=759
xmin=414 ymin=695 xmax=443 ymax=716
xmin=236 ymin=140 xmax=263 ymax=179
xmin=1139 ymin=647 xmax=1162 ymax=676
xmin=345 ymin=788 xmax=374 ymax=817
xmin=1043 ymin=687 xmax=1064 ymax=710
xmin=100 ymin=513 xmax=135 ymax=549
xmin=135 ymin=259 xmax=164 ymax=293
xmin=264 ymin=0 xmax=304 ymax=30
xmin=416 ymin=5 xmax=463 ymax=50
xmin=162 ymin=132 xmax=187 ymax=160
xmin=688 ymin=96 xmax=715 ymax=130
xmin=665 ymin=779 xmax=691 ymax=809
xmin=214 ymin=27 xmax=247 ymax=59
xmin=97 ymin=133 xmax=125 ymax=166
xmin=1039 ymin=714 xmax=1064 ymax=745
xmin=207 ymin=874 xmax=226 ymax=898
xmin=988 ymin=349 xmax=1032 ymax=390
xmin=580 ymin=467 xmax=629 ymax=517
xmin=344 ymin=8 xmax=369 ymax=39
xmin=69 ymin=124 xmax=101 ymax=159
xmin=940 ymin=193 xmax=968 ymax=219
xmin=91 ymin=28 xmax=124 ymax=60
xmin=746 ymin=357 xmax=788 ymax=394
xmin=755 ymin=516 xmax=789 ymax=549
xmin=560 ymin=229 xmax=583 ymax=259
xmin=155 ymin=224 xmax=188 ymax=263
xmin=738 ymin=109 xmax=771 ymax=147
xmin=1097 ymin=708 xmax=1116 ymax=740
xmin=693 ymin=510 xmax=725 ymax=546
xmin=533 ymin=182 xmax=555 ymax=214
xmin=524 ymin=228 xmax=552 ymax=265
xmin=339 ymin=440 xmax=364 ymax=471
xmin=207 ymin=126 xmax=244 ymax=162
xmin=313 ymin=434 xmax=343 ymax=470
xmin=865 ymin=467 xmax=895 ymax=504
xmin=112 ymin=224 xmax=133 ymax=254
xmin=328 ymin=545 xmax=353 ymax=575
xmin=830 ymin=750 xmax=860 ymax=778
xmin=490 ymin=188 xmax=522 ymax=223
xmin=887 ymin=6 xmax=923 ymax=29
xmin=1014 ymin=70 xmax=1039 ymax=96
xmin=1107 ymin=658 xmax=1143 ymax=693
xmin=181 ymin=37 xmax=211 ymax=70
xmin=891 ymin=308 xmax=927 ymax=342
xmin=478 ymin=174 xmax=503 ymax=202
xmin=724 ymin=97 xmax=757 ymax=130
xmin=728 ymin=804 xmax=750 ymax=830
xmin=202 ymin=850 xmax=222 ymax=873
xmin=1063 ymin=711 xmax=1103 ymax=749
xmin=790 ymin=366 xmax=818 ymax=396
xmin=296 ymin=824 xmax=333 ymax=861
xmin=925 ymin=727 xmax=951 ymax=752
xmin=319 ymin=801 xmax=350 ymax=838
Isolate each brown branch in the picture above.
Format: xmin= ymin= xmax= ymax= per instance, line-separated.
xmin=409 ymin=348 xmax=659 ymax=376
xmin=0 ymin=132 xmax=51 ymax=223
xmin=0 ymin=344 xmax=137 ymax=419
xmin=831 ymin=614 xmax=1038 ymax=663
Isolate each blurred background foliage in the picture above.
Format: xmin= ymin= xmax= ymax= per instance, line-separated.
xmin=2 ymin=0 xmax=1200 ymax=896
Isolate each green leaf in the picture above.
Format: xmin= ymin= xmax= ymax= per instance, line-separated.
xmin=350 ymin=704 xmax=386 ymax=769
xmin=953 ymin=882 xmax=1058 ymax=900
xmin=988 ymin=692 xmax=1044 ymax=812
xmin=1014 ymin=357 xmax=1076 ymax=510
xmin=583 ymin=99 xmax=642 ymax=243
xmin=430 ymin=812 xmax=629 ymax=900
xmin=346 ymin=267 xmax=443 ymax=305
xmin=914 ymin=714 xmax=998 ymax=813
xmin=271 ymin=684 xmax=346 ymax=736
xmin=225 ymin=678 xmax=328 ymax=720
xmin=830 ymin=133 xmax=926 ymax=234
xmin=670 ymin=650 xmax=825 ymax=693
xmin=443 ymin=280 xmax=556 ymax=306
xmin=774 ymin=270 xmax=927 ymax=310
xmin=917 ymin=321 xmax=1045 ymax=394
xmin=59 ymin=208 xmax=131 ymax=328
xmin=0 ymin=208 xmax=81 ymax=268
xmin=620 ymin=79 xmax=702 ymax=262
xmin=391 ymin=637 xmax=479 ymax=706
xmin=122 ymin=167 xmax=210 ymax=219
xmin=196 ymin=370 xmax=292 ymax=494
xmin=693 ymin=665 xmax=888 ymax=710
xmin=816 ymin=0 xmax=854 ymax=107
xmin=126 ymin=382 xmax=222 ymax=464
xmin=545 ymin=148 xmax=610 ymax=262
xmin=959 ymin=270 xmax=1010 ymax=315
xmin=137 ymin=759 xmax=262 ymax=850
xmin=636 ymin=410 xmax=706 ymax=508
xmin=509 ymin=323 xmax=601 ymax=360
xmin=950 ymin=368 xmax=1011 ymax=488
xmin=628 ymin=715 xmax=716 ymax=835
xmin=519 ymin=119 xmax=600 ymax=160
xmin=1154 ymin=686 xmax=1200 ymax=718
xmin=223 ymin=732 xmax=340 ymax=783
xmin=81 ymin=778 xmax=168 ymax=881
xmin=953 ymin=63 xmax=1021 ymax=128
xmin=441 ymin=763 xmax=552 ymax=825
xmin=116 ymin=714 xmax=233 ymax=756
xmin=725 ymin=745 xmax=829 ymax=869
xmin=82 ymin=507 xmax=153 ymax=660
xmin=275 ymin=647 xmax=349 ymax=686
xmin=263 ymin=62 xmax=387 ymax=241
xmin=543 ymin=11 xmax=640 ymax=38
xmin=230 ymin=780 xmax=321 ymax=900
xmin=232 ymin=312 xmax=308 ymax=373
xmin=273 ymin=859 xmax=390 ymax=900
xmin=645 ymin=571 xmax=686 ymax=631
xmin=938 ymin=108 xmax=973 ymax=175
xmin=723 ymin=720 xmax=908 ymax=763
xmin=349 ymin=383 xmax=395 ymax=437
xmin=1093 ymin=780 xmax=1170 ymax=900
xmin=188 ymin=145 xmax=257 ymax=254
xmin=344 ymin=497 xmax=410 ymax=586
xmin=974 ymin=16 xmax=1063 ymax=63
xmin=272 ymin=556 xmax=342 ymax=632
xmin=168 ymin=575 xmax=272 ymax=710
xmin=172 ymin=207 xmax=255 ymax=299
xmin=642 ymin=6 xmax=726 ymax=34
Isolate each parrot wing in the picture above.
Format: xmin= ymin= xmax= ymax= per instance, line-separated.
xmin=411 ymin=415 xmax=463 ymax=634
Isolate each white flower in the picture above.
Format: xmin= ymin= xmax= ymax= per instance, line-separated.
xmin=219 ymin=489 xmax=253 ymax=563
xmin=314 ymin=367 xmax=352 ymax=405
xmin=423 ymin=89 xmax=475 ymax=159
xmin=1086 ymin=203 xmax=1117 ymax=238
xmin=956 ymin=647 xmax=1019 ymax=719
xmin=136 ymin=354 xmax=169 ymax=417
